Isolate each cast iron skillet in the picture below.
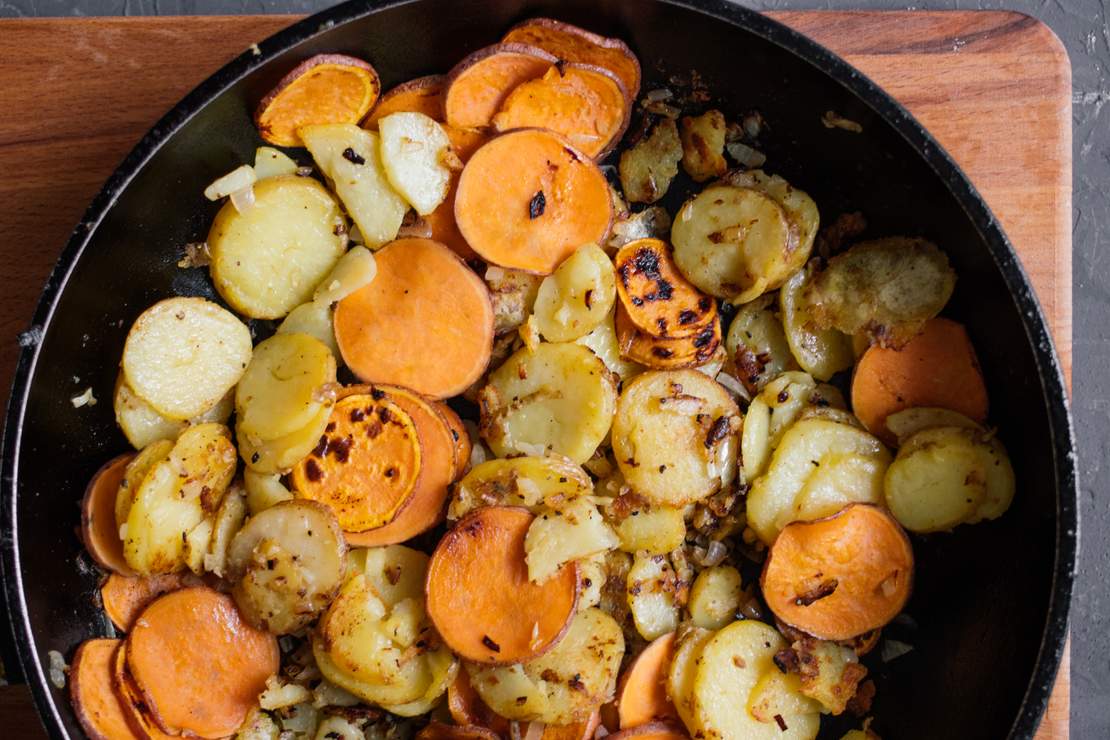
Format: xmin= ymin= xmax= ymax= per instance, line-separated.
xmin=0 ymin=1 xmax=1076 ymax=738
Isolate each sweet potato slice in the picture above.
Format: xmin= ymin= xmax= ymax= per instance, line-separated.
xmin=492 ymin=64 xmax=630 ymax=159
xmin=617 ymin=632 xmax=678 ymax=729
xmin=339 ymin=384 xmax=453 ymax=546
xmin=502 ymin=17 xmax=641 ymax=102
xmin=615 ymin=303 xmax=721 ymax=369
xmin=540 ymin=711 xmax=603 ymax=740
xmin=426 ymin=506 xmax=578 ymax=664
xmin=69 ymin=639 xmax=141 ymax=740
xmin=615 ymin=239 xmax=717 ymax=339
xmin=125 ymin=587 xmax=279 ymax=737
xmin=444 ymin=43 xmax=556 ymax=128
xmin=100 ymin=572 xmax=199 ymax=632
xmin=762 ymin=504 xmax=914 ymax=641
xmin=255 ymin=54 xmax=380 ymax=147
xmin=111 ymin=643 xmax=175 ymax=740
xmin=418 ymin=723 xmax=502 ymax=740
xmin=455 ymin=129 xmax=613 ymax=274
xmin=606 ymin=722 xmax=689 ymax=740
xmin=851 ymin=317 xmax=988 ymax=444
xmin=364 ymin=74 xmax=446 ymax=128
xmin=334 ymin=238 xmax=494 ymax=399
xmin=435 ymin=400 xmax=472 ymax=481
xmin=426 ymin=126 xmax=491 ymax=260
xmin=81 ymin=453 xmax=135 ymax=575
xmin=290 ymin=392 xmax=422 ymax=533
xmin=448 ymin=668 xmax=511 ymax=735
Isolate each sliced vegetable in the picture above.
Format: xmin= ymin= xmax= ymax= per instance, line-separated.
xmin=611 ymin=502 xmax=686 ymax=556
xmin=81 ymin=454 xmax=135 ymax=575
xmin=276 ymin=301 xmax=339 ymax=357
xmin=616 ymin=632 xmax=678 ymax=728
xmin=679 ymin=110 xmax=727 ymax=182
xmin=364 ymin=75 xmax=446 ymax=128
xmin=665 ymin=627 xmax=713 ymax=730
xmin=619 ymin=119 xmax=682 ymax=204
xmin=614 ymin=303 xmax=722 ymax=370
xmin=379 ymin=111 xmax=453 ymax=215
xmin=243 ymin=469 xmax=294 ymax=514
xmin=627 ymin=554 xmax=680 ymax=641
xmin=448 ymin=668 xmax=512 ymax=735
xmin=780 ymin=264 xmax=854 ymax=382
xmin=724 ymin=293 xmax=799 ymax=394
xmin=687 ymin=565 xmax=743 ymax=630
xmin=111 ymin=643 xmax=175 ymax=740
xmin=576 ymin=309 xmax=645 ymax=381
xmin=113 ymin=374 xmax=233 ymax=450
xmin=426 ymin=506 xmax=578 ymax=663
xmin=253 ymin=146 xmax=299 ymax=179
xmin=236 ymin=333 xmax=336 ymax=442
xmin=238 ymin=401 xmax=333 ymax=475
xmin=444 ymin=43 xmax=556 ymax=128
xmin=418 ymin=723 xmax=501 ymax=740
xmin=312 ymin=245 xmax=378 ymax=305
xmin=883 ymin=406 xmax=981 ymax=443
xmin=606 ymin=722 xmax=688 ymax=740
xmin=100 ymin=572 xmax=198 ymax=632
xmin=615 ymin=238 xmax=717 ymax=339
xmin=69 ymin=639 xmax=139 ymax=740
xmin=524 ymin=497 xmax=619 ymax=583
xmin=435 ymin=400 xmax=472 ymax=481
xmin=449 ymin=455 xmax=593 ymax=520
xmin=534 ymin=243 xmax=617 ymax=342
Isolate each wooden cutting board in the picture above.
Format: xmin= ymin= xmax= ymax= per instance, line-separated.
xmin=0 ymin=10 xmax=1071 ymax=739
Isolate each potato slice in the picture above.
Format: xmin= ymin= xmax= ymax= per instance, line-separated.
xmin=746 ymin=670 xmax=822 ymax=727
xmin=534 ymin=243 xmax=617 ymax=342
xmin=236 ymin=333 xmax=336 ymax=442
xmin=612 ymin=370 xmax=740 ymax=506
xmin=884 ymin=406 xmax=981 ymax=444
xmin=627 ymin=554 xmax=680 ymax=641
xmin=301 ymin=123 xmax=408 ymax=248
xmin=238 ymin=400 xmax=333 ymax=475
xmin=123 ymin=423 xmax=237 ymax=574
xmin=525 ymin=497 xmax=619 ymax=583
xmin=780 ymin=264 xmax=853 ymax=381
xmin=576 ymin=309 xmax=644 ymax=382
xmin=379 ymin=649 xmax=459 ymax=717
xmin=690 ymin=620 xmax=819 ymax=740
xmin=116 ymin=438 xmax=174 ymax=532
xmin=208 ymin=175 xmax=348 ymax=319
xmin=121 ymin=297 xmax=252 ymax=420
xmin=227 ymin=500 xmax=346 ymax=634
xmin=479 ymin=342 xmax=617 ymax=463
xmin=243 ymin=470 xmax=294 ymax=514
xmin=747 ymin=418 xmax=890 ymax=544
xmin=113 ymin=373 xmax=233 ymax=450
xmin=611 ymin=503 xmax=686 ymax=555
xmin=741 ymin=371 xmax=836 ymax=482
xmin=619 ymin=118 xmax=681 ymax=204
xmin=204 ymin=483 xmax=246 ymax=577
xmin=688 ymin=565 xmax=742 ymax=630
xmin=312 ymin=246 xmax=378 ymax=305
xmin=349 ymin=544 xmax=428 ymax=607
xmin=378 ymin=111 xmax=453 ymax=215
xmin=277 ymin=301 xmax=339 ymax=358
xmin=665 ymin=627 xmax=713 ymax=730
xmin=467 ymin=608 xmax=624 ymax=724
xmin=679 ymin=110 xmax=727 ymax=182
xmin=725 ymin=293 xmax=799 ymax=394
xmin=254 ymin=146 xmax=299 ymax=179
xmin=449 ymin=455 xmax=593 ymax=520
xmin=486 ymin=266 xmax=543 ymax=335
xmin=723 ymin=168 xmax=820 ymax=267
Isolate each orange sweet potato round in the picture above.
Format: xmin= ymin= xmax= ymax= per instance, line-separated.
xmin=492 ymin=63 xmax=630 ymax=159
xmin=614 ymin=239 xmax=717 ymax=339
xmin=762 ymin=504 xmax=914 ymax=641
xmin=616 ymin=632 xmax=678 ymax=729
xmin=444 ymin=43 xmax=556 ymax=129
xmin=605 ymin=722 xmax=689 ymax=740
xmin=502 ymin=17 xmax=642 ymax=103
xmin=615 ymin=303 xmax=721 ymax=369
xmin=455 ymin=129 xmax=613 ymax=274
xmin=291 ymin=392 xmax=422 ymax=533
xmin=255 ymin=54 xmax=380 ymax=146
xmin=70 ymin=639 xmax=141 ymax=740
xmin=334 ymin=238 xmax=494 ymax=398
xmin=418 ymin=723 xmax=502 ymax=740
xmin=81 ymin=453 xmax=135 ymax=575
xmin=100 ymin=572 xmax=200 ymax=632
xmin=364 ymin=74 xmax=446 ymax=128
xmin=111 ymin=642 xmax=175 ymax=740
xmin=434 ymin=400 xmax=472 ymax=481
xmin=851 ymin=317 xmax=989 ymax=444
xmin=540 ymin=711 xmax=602 ymax=740
xmin=426 ymin=506 xmax=578 ymax=664
xmin=125 ymin=587 xmax=279 ymax=738
xmin=426 ymin=126 xmax=491 ymax=260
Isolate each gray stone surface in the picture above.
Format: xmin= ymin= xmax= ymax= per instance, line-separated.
xmin=1 ymin=0 xmax=1105 ymax=736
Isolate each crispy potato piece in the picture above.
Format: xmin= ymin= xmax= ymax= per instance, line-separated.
xmin=525 ymin=497 xmax=619 ymax=583
xmin=122 ymin=297 xmax=251 ymax=420
xmin=202 ymin=483 xmax=246 ymax=577
xmin=450 ymin=455 xmax=593 ymax=520
xmin=113 ymin=374 xmax=233 ymax=450
xmin=227 ymin=500 xmax=346 ymax=634
xmin=81 ymin=454 xmax=135 ymax=575
xmin=125 ymin=587 xmax=279 ymax=737
xmin=612 ymin=369 xmax=740 ymax=506
xmin=445 ymin=43 xmax=556 ymax=128
xmin=426 ymin=506 xmax=579 ymax=663
xmin=615 ymin=239 xmax=717 ymax=339
xmin=487 ymin=266 xmax=543 ymax=335
xmin=723 ymin=169 xmax=820 ymax=270
xmin=804 ymin=237 xmax=956 ymax=346
xmin=851 ymin=318 xmax=988 ymax=444
xmin=493 ymin=64 xmax=630 ymax=159
xmin=627 ymin=554 xmax=680 ymax=641
xmin=665 ymin=627 xmax=713 ymax=730
xmin=502 ymin=18 xmax=641 ymax=101
xmin=290 ymin=393 xmax=421 ymax=533
xmin=301 ymin=123 xmax=408 ymax=249
xmin=70 ymin=639 xmax=139 ymax=740
xmin=348 ymin=543 xmax=427 ymax=606
xmin=255 ymin=54 xmax=379 ymax=146
xmin=746 ymin=418 xmax=890 ymax=544
xmin=238 ymin=400 xmax=333 ymax=475
xmin=687 ymin=565 xmax=743 ymax=630
xmin=616 ymin=632 xmax=678 ymax=728
xmin=534 ymin=243 xmax=617 ymax=342
xmin=779 ymin=263 xmax=854 ymax=382
xmin=762 ymin=504 xmax=913 ymax=641
xmin=334 ymin=238 xmax=494 ymax=399
xmin=456 ymin=129 xmax=613 ymax=274
xmin=746 ymin=669 xmax=821 ymax=727
xmin=680 ymin=110 xmax=727 ymax=182
xmin=243 ymin=469 xmax=294 ymax=514
xmin=615 ymin=303 xmax=722 ymax=370
xmin=364 ymin=75 xmax=446 ymax=128
xmin=380 ymin=650 xmax=460 ymax=717
xmin=379 ymin=111 xmax=453 ymax=215
xmin=611 ymin=503 xmax=686 ymax=556
xmin=619 ymin=119 xmax=682 ymax=204
xmin=236 ymin=333 xmax=336 ymax=441
xmin=778 ymin=637 xmax=868 ymax=716
xmin=479 ymin=342 xmax=617 ymax=464
xmin=725 ymin=293 xmax=799 ymax=394
xmin=208 ymin=175 xmax=348 ymax=319
xmin=577 ymin=309 xmax=645 ymax=381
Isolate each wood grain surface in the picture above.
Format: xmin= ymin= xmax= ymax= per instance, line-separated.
xmin=0 ymin=11 xmax=1071 ymax=739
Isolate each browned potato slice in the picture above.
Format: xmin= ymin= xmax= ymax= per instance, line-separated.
xmin=619 ymin=118 xmax=682 ymax=204
xmin=680 ymin=110 xmax=728 ymax=182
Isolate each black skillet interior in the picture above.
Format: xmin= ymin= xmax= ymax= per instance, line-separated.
xmin=0 ymin=1 xmax=1075 ymax=738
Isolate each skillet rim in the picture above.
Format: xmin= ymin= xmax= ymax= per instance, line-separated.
xmin=0 ymin=1 xmax=1076 ymax=738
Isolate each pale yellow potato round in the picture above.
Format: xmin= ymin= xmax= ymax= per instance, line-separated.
xmin=238 ymin=400 xmax=333 ymax=474
xmin=449 ymin=455 xmax=593 ymax=520
xmin=612 ymin=370 xmax=740 ymax=506
xmin=746 ymin=669 xmax=822 ymax=727
xmin=113 ymin=373 xmax=234 ymax=450
xmin=741 ymin=371 xmax=828 ymax=483
xmin=243 ymin=469 xmax=294 ymax=514
xmin=613 ymin=504 xmax=686 ymax=555
xmin=688 ymin=564 xmax=742 ymax=630
xmin=741 ymin=395 xmax=771 ymax=484
xmin=203 ymin=484 xmax=246 ymax=578
xmin=121 ymin=296 xmax=252 ymax=420
xmin=235 ymin=333 xmax=336 ymax=441
xmin=209 ymin=175 xmax=347 ymax=319
xmin=227 ymin=500 xmax=347 ymax=634
xmin=725 ymin=293 xmax=799 ymax=393
xmin=627 ymin=554 xmax=680 ymax=640
xmin=671 ymin=183 xmax=791 ymax=302
xmin=780 ymin=265 xmax=853 ymax=382
xmin=116 ymin=438 xmax=174 ymax=530
xmin=666 ymin=627 xmax=713 ymax=730
xmin=885 ymin=406 xmax=981 ymax=444
xmin=379 ymin=650 xmax=458 ymax=717
xmin=525 ymin=498 xmax=619 ymax=583
xmin=479 ymin=342 xmax=617 ymax=463
xmin=349 ymin=544 xmax=428 ymax=607
xmin=378 ymin=111 xmax=452 ymax=215
xmin=534 ymin=243 xmax=617 ymax=342
xmin=312 ymin=246 xmax=378 ymax=305
xmin=727 ymin=169 xmax=820 ymax=268
xmin=468 ymin=608 xmax=624 ymax=724
xmin=691 ymin=620 xmax=819 ymax=740
xmin=253 ymin=146 xmax=298 ymax=179
xmin=575 ymin=308 xmax=644 ymax=381
xmin=277 ymin=301 xmax=339 ymax=358
xmin=747 ymin=418 xmax=890 ymax=544
xmin=969 ymin=433 xmax=1016 ymax=522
